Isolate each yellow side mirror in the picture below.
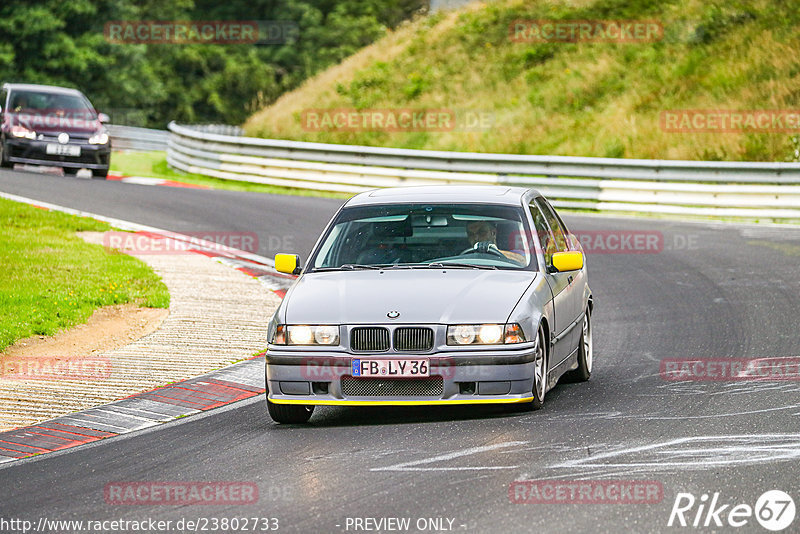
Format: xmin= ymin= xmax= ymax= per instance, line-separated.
xmin=551 ymin=251 xmax=583 ymax=272
xmin=275 ymin=253 xmax=301 ymax=275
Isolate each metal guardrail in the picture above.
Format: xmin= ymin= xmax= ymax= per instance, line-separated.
xmin=167 ymin=122 xmax=800 ymax=219
xmin=108 ymin=124 xmax=168 ymax=152
xmin=109 ymin=124 xmax=242 ymax=152
xmin=185 ymin=124 xmax=245 ymax=137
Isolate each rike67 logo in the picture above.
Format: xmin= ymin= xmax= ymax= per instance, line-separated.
xmin=668 ymin=490 xmax=795 ymax=531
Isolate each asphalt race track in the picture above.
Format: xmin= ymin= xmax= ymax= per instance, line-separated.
xmin=2 ymin=168 xmax=800 ymax=533
xmin=0 ymin=170 xmax=343 ymax=260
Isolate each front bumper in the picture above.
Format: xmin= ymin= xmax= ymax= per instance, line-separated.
xmin=5 ymin=138 xmax=110 ymax=170
xmin=265 ymin=346 xmax=537 ymax=406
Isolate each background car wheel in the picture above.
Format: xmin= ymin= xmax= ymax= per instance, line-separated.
xmin=564 ymin=308 xmax=593 ymax=383
xmin=63 ymin=168 xmax=79 ymax=176
xmin=514 ymin=325 xmax=547 ymax=412
xmin=92 ymin=167 xmax=109 ymax=180
xmin=266 ymin=395 xmax=314 ymax=424
xmin=0 ymin=141 xmax=13 ymax=168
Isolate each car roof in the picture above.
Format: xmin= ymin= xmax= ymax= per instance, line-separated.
xmin=344 ymin=185 xmax=541 ymax=207
xmin=2 ymin=83 xmax=84 ymax=96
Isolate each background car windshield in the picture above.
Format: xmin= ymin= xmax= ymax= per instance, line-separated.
xmin=311 ymin=203 xmax=533 ymax=270
xmin=9 ymin=91 xmax=94 ymax=116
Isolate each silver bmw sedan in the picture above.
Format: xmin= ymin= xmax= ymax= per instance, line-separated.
xmin=265 ymin=185 xmax=593 ymax=423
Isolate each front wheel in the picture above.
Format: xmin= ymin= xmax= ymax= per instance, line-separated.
xmin=0 ymin=140 xmax=13 ymax=168
xmin=266 ymin=395 xmax=314 ymax=424
xmin=564 ymin=309 xmax=592 ymax=383
xmin=92 ymin=166 xmax=109 ymax=180
xmin=514 ymin=325 xmax=547 ymax=412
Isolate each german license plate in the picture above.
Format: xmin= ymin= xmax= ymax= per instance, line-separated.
xmin=351 ymin=359 xmax=429 ymax=378
xmin=46 ymin=144 xmax=80 ymax=157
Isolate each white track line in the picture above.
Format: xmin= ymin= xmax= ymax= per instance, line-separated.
xmin=0 ymin=191 xmax=276 ymax=268
xmin=371 ymin=441 xmax=528 ymax=472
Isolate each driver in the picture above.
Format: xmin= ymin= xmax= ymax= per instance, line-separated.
xmin=465 ymin=221 xmax=525 ymax=264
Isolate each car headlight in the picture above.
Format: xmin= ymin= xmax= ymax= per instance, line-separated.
xmin=89 ymin=132 xmax=109 ymax=145
xmin=271 ymin=325 xmax=340 ymax=346
xmin=10 ymin=126 xmax=36 ymax=139
xmin=447 ymin=323 xmax=527 ymax=345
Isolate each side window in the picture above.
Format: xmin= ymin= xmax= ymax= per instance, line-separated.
xmin=0 ymin=90 xmax=6 ymax=112
xmin=535 ymin=198 xmax=568 ymax=252
xmin=544 ymin=197 xmax=577 ymax=250
xmin=529 ymin=202 xmax=555 ymax=265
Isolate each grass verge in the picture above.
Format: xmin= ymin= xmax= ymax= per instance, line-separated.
xmin=0 ymin=197 xmax=170 ymax=352
xmin=110 ymin=151 xmax=351 ymax=199
xmin=243 ymin=0 xmax=800 ymax=162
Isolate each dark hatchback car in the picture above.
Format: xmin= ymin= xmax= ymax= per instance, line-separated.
xmin=0 ymin=83 xmax=111 ymax=179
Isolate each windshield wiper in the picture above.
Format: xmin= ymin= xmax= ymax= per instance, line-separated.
xmin=397 ymin=262 xmax=497 ymax=270
xmin=313 ymin=262 xmax=497 ymax=272
xmin=310 ymin=264 xmax=384 ymax=272
xmin=340 ymin=263 xmax=387 ymax=270
xmin=436 ymin=262 xmax=497 ymax=270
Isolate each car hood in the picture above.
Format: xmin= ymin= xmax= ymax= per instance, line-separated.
xmin=283 ymin=269 xmax=537 ymax=324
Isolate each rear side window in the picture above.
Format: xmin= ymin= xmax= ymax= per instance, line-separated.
xmin=0 ymin=89 xmax=7 ymax=111
xmin=534 ymin=198 xmax=569 ymax=252
xmin=529 ymin=201 xmax=555 ymax=265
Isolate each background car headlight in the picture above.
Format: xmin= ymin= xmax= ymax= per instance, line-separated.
xmin=10 ymin=126 xmax=36 ymax=139
xmin=271 ymin=325 xmax=340 ymax=346
xmin=447 ymin=323 xmax=526 ymax=345
xmin=88 ymin=132 xmax=109 ymax=145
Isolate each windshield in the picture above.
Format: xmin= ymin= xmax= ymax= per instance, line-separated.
xmin=8 ymin=91 xmax=94 ymax=115
xmin=309 ymin=203 xmax=534 ymax=271
xmin=7 ymin=90 xmax=99 ymax=131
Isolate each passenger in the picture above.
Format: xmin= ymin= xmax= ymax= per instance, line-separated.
xmin=12 ymin=94 xmax=28 ymax=112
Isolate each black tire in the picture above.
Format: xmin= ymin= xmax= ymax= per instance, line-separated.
xmin=63 ymin=167 xmax=79 ymax=176
xmin=266 ymin=394 xmax=314 ymax=424
xmin=0 ymin=140 xmax=12 ymax=168
xmin=92 ymin=166 xmax=109 ymax=180
xmin=563 ymin=308 xmax=593 ymax=383
xmin=514 ymin=324 xmax=547 ymax=412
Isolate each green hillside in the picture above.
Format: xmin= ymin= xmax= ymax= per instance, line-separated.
xmin=244 ymin=0 xmax=800 ymax=161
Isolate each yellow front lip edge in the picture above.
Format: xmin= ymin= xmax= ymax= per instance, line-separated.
xmin=269 ymin=396 xmax=534 ymax=406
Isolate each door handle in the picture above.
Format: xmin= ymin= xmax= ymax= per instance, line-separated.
xmin=568 ymin=275 xmax=574 ymax=284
